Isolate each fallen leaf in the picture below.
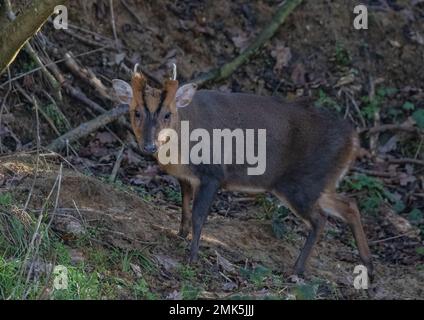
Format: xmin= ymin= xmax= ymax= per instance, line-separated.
xmin=96 ymin=131 xmax=116 ymax=145
xmin=166 ymin=290 xmax=182 ymax=300
xmin=399 ymin=172 xmax=416 ymax=186
xmin=271 ymin=45 xmax=292 ymax=73
xmin=335 ymin=73 xmax=355 ymax=87
xmin=379 ymin=135 xmax=398 ymax=153
xmin=130 ymin=263 xmax=143 ymax=278
xmin=222 ymin=282 xmax=238 ymax=291
xmin=291 ymin=63 xmax=306 ymax=86
xmin=232 ymin=32 xmax=250 ymax=51
xmin=125 ymin=149 xmax=143 ymax=165
xmin=389 ymin=40 xmax=401 ymax=48
xmin=381 ymin=205 xmax=420 ymax=237
xmin=154 ymin=254 xmax=179 ymax=272
xmin=216 ymin=250 xmax=236 ymax=273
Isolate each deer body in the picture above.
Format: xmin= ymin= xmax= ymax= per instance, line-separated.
xmin=113 ymin=69 xmax=373 ymax=277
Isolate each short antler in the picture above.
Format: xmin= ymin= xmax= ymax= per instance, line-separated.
xmin=134 ymin=63 xmax=140 ymax=74
xmin=171 ymin=63 xmax=177 ymax=81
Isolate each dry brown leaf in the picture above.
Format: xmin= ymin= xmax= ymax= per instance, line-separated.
xmin=216 ymin=250 xmax=236 ymax=273
xmin=271 ymin=45 xmax=292 ymax=73
xmin=291 ymin=63 xmax=306 ymax=86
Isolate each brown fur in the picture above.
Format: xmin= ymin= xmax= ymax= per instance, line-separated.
xmin=127 ymin=72 xmax=373 ymax=277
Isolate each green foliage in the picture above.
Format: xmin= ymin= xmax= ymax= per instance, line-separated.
xmin=0 ymin=257 xmax=25 ymax=299
xmin=240 ymin=265 xmax=272 ymax=288
xmin=335 ymin=43 xmax=351 ymax=66
xmin=21 ymin=59 xmax=37 ymax=73
xmin=181 ymin=283 xmax=202 ymax=300
xmin=408 ymin=209 xmax=423 ymax=223
xmin=133 ymin=278 xmax=157 ymax=299
xmin=43 ymin=103 xmax=69 ymax=133
xmin=51 ymin=266 xmax=101 ymax=300
xmin=178 ymin=264 xmax=196 ymax=281
xmin=412 ymin=109 xmax=424 ymax=129
xmin=315 ymin=89 xmax=341 ymax=112
xmin=109 ymin=248 xmax=155 ymax=274
xmin=163 ymin=186 xmax=182 ymax=204
xmin=416 ymin=247 xmax=424 ymax=256
xmin=0 ymin=192 xmax=12 ymax=207
xmin=344 ymin=174 xmax=393 ymax=215
xmin=271 ymin=206 xmax=290 ymax=239
xmin=293 ymin=283 xmax=319 ymax=300
xmin=402 ymin=101 xmax=415 ymax=111
xmin=361 ymin=87 xmax=398 ymax=121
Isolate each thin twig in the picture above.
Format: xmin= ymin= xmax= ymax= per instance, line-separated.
xmin=23 ymin=96 xmax=41 ymax=211
xmin=360 ymin=124 xmax=424 ymax=135
xmin=353 ymin=167 xmax=398 ymax=178
xmin=46 ymin=163 xmax=63 ymax=230
xmin=109 ymin=145 xmax=125 ymax=182
xmin=120 ymin=0 xmax=143 ymax=26
xmin=0 ymin=47 xmax=109 ymax=89
xmin=384 ymin=156 xmax=424 ymax=166
xmin=60 ymin=27 xmax=113 ymax=48
xmin=0 ymin=68 xmax=12 ymax=153
xmin=369 ymin=231 xmax=417 ymax=245
xmin=109 ymin=0 xmax=119 ymax=48
xmin=15 ymin=83 xmax=62 ymax=136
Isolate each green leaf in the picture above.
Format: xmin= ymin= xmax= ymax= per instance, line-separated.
xmin=377 ymin=87 xmax=397 ymax=97
xmin=0 ymin=193 xmax=12 ymax=207
xmin=412 ymin=109 xmax=424 ymax=129
xmin=393 ymin=200 xmax=406 ymax=214
xmin=402 ymin=101 xmax=415 ymax=111
xmin=408 ymin=209 xmax=423 ymax=222
xmin=416 ymin=247 xmax=424 ymax=256
xmin=294 ymin=284 xmax=318 ymax=300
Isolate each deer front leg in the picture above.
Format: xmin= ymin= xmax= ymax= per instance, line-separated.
xmin=178 ymin=179 xmax=192 ymax=238
xmin=189 ymin=178 xmax=220 ymax=263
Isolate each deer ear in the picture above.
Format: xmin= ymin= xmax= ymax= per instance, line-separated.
xmin=175 ymin=83 xmax=197 ymax=108
xmin=112 ymin=79 xmax=133 ymax=105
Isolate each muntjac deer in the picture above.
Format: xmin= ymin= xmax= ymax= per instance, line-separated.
xmin=112 ymin=64 xmax=373 ymax=277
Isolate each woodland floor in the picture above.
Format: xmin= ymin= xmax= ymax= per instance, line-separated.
xmin=0 ymin=0 xmax=423 ymax=299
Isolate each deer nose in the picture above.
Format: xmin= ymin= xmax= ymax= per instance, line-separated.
xmin=143 ymin=143 xmax=157 ymax=154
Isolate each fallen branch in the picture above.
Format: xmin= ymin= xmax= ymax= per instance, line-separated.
xmin=47 ymin=60 xmax=107 ymax=114
xmin=384 ymin=156 xmax=424 ymax=167
xmin=64 ymin=52 xmax=112 ymax=101
xmin=353 ymin=167 xmax=397 ymax=178
xmin=48 ymin=59 xmax=134 ymax=135
xmin=56 ymin=22 xmax=113 ymax=48
xmin=193 ymin=0 xmax=303 ymax=85
xmin=47 ymin=104 xmax=129 ymax=151
xmin=109 ymin=145 xmax=125 ymax=182
xmin=0 ymin=46 xmax=108 ymax=89
xmin=360 ymin=123 xmax=424 ymax=135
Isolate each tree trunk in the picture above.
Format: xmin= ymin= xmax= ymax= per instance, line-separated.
xmin=0 ymin=0 xmax=67 ymax=75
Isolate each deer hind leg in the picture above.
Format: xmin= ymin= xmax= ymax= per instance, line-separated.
xmin=293 ymin=208 xmax=327 ymax=276
xmin=318 ymin=193 xmax=373 ymax=277
xmin=178 ymin=179 xmax=192 ymax=238
xmin=272 ymin=190 xmax=327 ymax=276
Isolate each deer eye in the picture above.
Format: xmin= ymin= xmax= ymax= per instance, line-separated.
xmin=164 ymin=112 xmax=172 ymax=120
xmin=134 ymin=110 xmax=142 ymax=118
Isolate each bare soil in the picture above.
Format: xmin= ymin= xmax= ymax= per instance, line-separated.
xmin=1 ymin=155 xmax=423 ymax=299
